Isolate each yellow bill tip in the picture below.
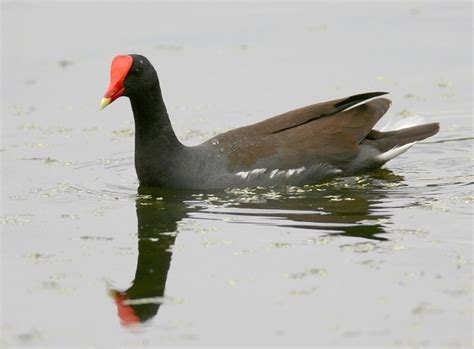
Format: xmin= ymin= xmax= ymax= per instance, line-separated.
xmin=100 ymin=97 xmax=112 ymax=110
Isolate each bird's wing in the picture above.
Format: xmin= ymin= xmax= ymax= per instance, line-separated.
xmin=209 ymin=93 xmax=392 ymax=171
xmin=243 ymin=91 xmax=388 ymax=135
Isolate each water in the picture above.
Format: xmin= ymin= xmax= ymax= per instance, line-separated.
xmin=1 ymin=2 xmax=472 ymax=347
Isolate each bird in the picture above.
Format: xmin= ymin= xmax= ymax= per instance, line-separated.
xmin=100 ymin=54 xmax=439 ymax=190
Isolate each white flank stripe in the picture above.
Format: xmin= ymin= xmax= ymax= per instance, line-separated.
xmin=269 ymin=169 xmax=280 ymax=179
xmin=236 ymin=168 xmax=266 ymax=179
xmin=285 ymin=166 xmax=306 ymax=178
xmin=236 ymin=171 xmax=249 ymax=179
xmin=235 ymin=167 xmax=307 ymax=181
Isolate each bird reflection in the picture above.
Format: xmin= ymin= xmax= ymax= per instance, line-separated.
xmin=214 ymin=169 xmax=402 ymax=240
xmin=109 ymin=186 xmax=193 ymax=326
xmin=109 ymin=170 xmax=401 ymax=326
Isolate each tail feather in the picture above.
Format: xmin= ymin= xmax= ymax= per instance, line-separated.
xmin=363 ymin=122 xmax=439 ymax=153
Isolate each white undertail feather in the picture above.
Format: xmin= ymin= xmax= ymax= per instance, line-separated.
xmin=378 ymin=115 xmax=426 ymax=131
xmin=376 ymin=142 xmax=417 ymax=162
xmin=374 ymin=115 xmax=427 ymax=163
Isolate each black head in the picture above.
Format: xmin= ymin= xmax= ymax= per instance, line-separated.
xmin=123 ymin=54 xmax=159 ymax=97
xmin=100 ymin=54 xmax=159 ymax=109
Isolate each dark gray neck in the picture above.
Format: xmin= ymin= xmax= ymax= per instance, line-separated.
xmin=130 ymin=88 xmax=185 ymax=186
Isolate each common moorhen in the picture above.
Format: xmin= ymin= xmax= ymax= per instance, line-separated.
xmin=100 ymin=54 xmax=439 ymax=189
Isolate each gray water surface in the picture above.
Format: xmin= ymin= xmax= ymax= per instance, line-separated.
xmin=1 ymin=2 xmax=473 ymax=347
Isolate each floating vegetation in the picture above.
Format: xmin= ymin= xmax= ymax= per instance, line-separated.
xmin=403 ymin=93 xmax=425 ymax=102
xmin=416 ymin=198 xmax=449 ymax=212
xmin=17 ymin=122 xmax=38 ymax=130
xmin=359 ymin=259 xmax=384 ymax=269
xmin=20 ymin=157 xmax=75 ymax=167
xmin=286 ymin=267 xmax=328 ymax=279
xmin=381 ymin=241 xmax=405 ymax=252
xmin=112 ymin=128 xmax=135 ymax=138
xmin=7 ymin=104 xmax=36 ymax=117
xmin=437 ymin=80 xmax=453 ymax=88
xmin=9 ymin=195 xmax=27 ymax=201
xmin=0 ymin=214 xmax=33 ymax=225
xmin=181 ymin=128 xmax=209 ymax=142
xmin=30 ymin=142 xmax=50 ymax=149
xmin=437 ymin=79 xmax=456 ymax=98
xmin=392 ymin=228 xmax=428 ymax=237
xmin=290 ymin=287 xmax=317 ymax=296
xmin=341 ymin=242 xmax=377 ymax=253
xmin=42 ymin=157 xmax=58 ymax=165
xmin=374 ymin=75 xmax=398 ymax=85
xmin=305 ymin=236 xmax=334 ymax=246
xmin=79 ymin=236 xmax=113 ymax=241
xmin=233 ymin=249 xmax=255 ymax=256
xmin=411 ymin=302 xmax=441 ymax=316
xmin=397 ymin=109 xmax=415 ymax=117
xmin=37 ymin=182 xmax=83 ymax=199
xmin=324 ymin=195 xmax=354 ymax=202
xmin=25 ymin=252 xmax=55 ymax=264
xmin=93 ymin=206 xmax=115 ymax=217
xmin=342 ymin=240 xmax=405 ymax=254
xmin=57 ymin=59 xmax=74 ymax=68
xmin=227 ymin=279 xmax=238 ymax=286
xmin=203 ymin=239 xmax=233 ymax=247
xmin=60 ymin=214 xmax=79 ymax=220
xmin=82 ymin=126 xmax=99 ymax=132
xmin=268 ymin=242 xmax=291 ymax=249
